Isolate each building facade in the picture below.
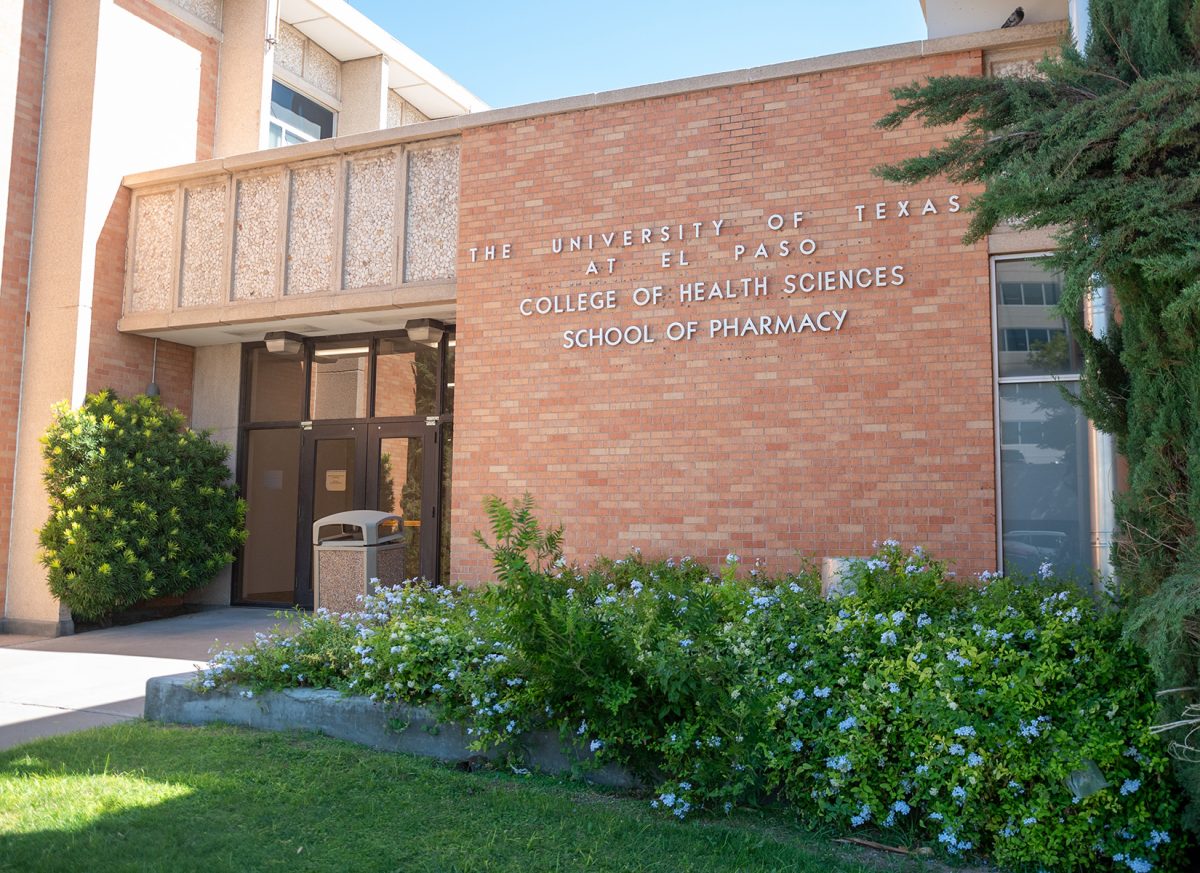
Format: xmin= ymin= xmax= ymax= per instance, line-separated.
xmin=0 ymin=0 xmax=1112 ymax=635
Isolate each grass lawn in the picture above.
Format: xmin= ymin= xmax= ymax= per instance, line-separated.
xmin=0 ymin=722 xmax=932 ymax=873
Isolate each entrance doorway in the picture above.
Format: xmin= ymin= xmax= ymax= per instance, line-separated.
xmin=236 ymin=330 xmax=454 ymax=607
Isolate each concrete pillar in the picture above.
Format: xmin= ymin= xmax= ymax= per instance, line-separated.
xmin=339 ymin=55 xmax=388 ymax=136
xmin=5 ymin=0 xmax=211 ymax=634
xmin=4 ymin=0 xmax=106 ymax=636
xmin=214 ymin=0 xmax=276 ymax=156
xmin=185 ymin=344 xmax=243 ymax=607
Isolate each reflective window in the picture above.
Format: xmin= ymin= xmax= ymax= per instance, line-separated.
xmin=269 ymin=80 xmax=335 ymax=147
xmin=248 ymin=347 xmax=305 ymax=422
xmin=995 ymin=259 xmax=1083 ymax=378
xmin=376 ymin=436 xmax=423 ymax=580
xmin=374 ymin=337 xmax=438 ymax=418
xmin=999 ymin=383 xmax=1092 ymax=580
xmin=995 ymin=258 xmax=1093 ymax=582
xmin=310 ymin=342 xmax=369 ymax=419
xmin=443 ymin=338 xmax=455 ymax=415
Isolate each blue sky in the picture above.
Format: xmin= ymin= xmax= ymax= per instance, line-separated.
xmin=351 ymin=1 xmax=929 ymax=109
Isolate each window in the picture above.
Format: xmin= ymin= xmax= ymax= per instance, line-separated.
xmin=994 ymin=257 xmax=1093 ymax=583
xmin=269 ymin=80 xmax=335 ymax=147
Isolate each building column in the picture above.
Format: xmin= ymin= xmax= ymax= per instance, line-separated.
xmin=184 ymin=344 xmax=242 ymax=607
xmin=214 ymin=0 xmax=276 ymax=156
xmin=339 ymin=55 xmax=388 ymax=135
xmin=3 ymin=0 xmax=105 ymax=636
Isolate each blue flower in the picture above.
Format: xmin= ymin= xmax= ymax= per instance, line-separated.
xmin=967 ymin=753 xmax=983 ymax=767
xmin=590 ymin=739 xmax=604 ymax=753
xmin=891 ymin=610 xmax=907 ymax=624
xmin=880 ymin=630 xmax=898 ymax=646
xmin=679 ymin=638 xmax=693 ymax=648
xmin=838 ymin=716 xmax=858 ymax=732
xmin=1145 ymin=830 xmax=1170 ymax=849
xmin=887 ymin=682 xmax=901 ymax=693
xmin=953 ymin=726 xmax=976 ymax=737
xmin=948 ymin=744 xmax=965 ymax=756
xmin=850 ymin=803 xmax=871 ymax=827
xmin=951 ymin=785 xmax=967 ymax=801
xmin=891 ymin=800 xmax=910 ymax=815
xmin=791 ymin=739 xmax=805 ymax=752
xmin=813 ymin=686 xmax=831 ymax=698
xmin=1120 ymin=779 xmax=1141 ymax=796
xmin=916 ymin=613 xmax=932 ymax=628
xmin=826 ymin=754 xmax=853 ymax=773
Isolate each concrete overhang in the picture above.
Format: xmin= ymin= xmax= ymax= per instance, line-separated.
xmin=119 ymin=294 xmax=457 ymax=347
xmin=278 ymin=0 xmax=488 ymax=118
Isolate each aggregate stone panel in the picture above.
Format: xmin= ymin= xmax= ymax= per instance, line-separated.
xmin=232 ymin=174 xmax=282 ymax=301
xmin=130 ymin=191 xmax=176 ymax=313
xmin=342 ymin=152 xmax=397 ymax=290
xmin=315 ymin=549 xmax=366 ymax=614
xmin=374 ymin=543 xmax=409 ymax=586
xmin=170 ymin=0 xmax=221 ymax=30
xmin=303 ymin=39 xmax=340 ymax=99
xmin=404 ymin=144 xmax=459 ymax=283
xmin=386 ymin=90 xmax=405 ymax=128
xmin=179 ymin=182 xmax=227 ymax=308
xmin=285 ymin=163 xmax=337 ymax=295
xmin=275 ymin=22 xmax=304 ymax=78
xmin=401 ymin=100 xmax=429 ymax=126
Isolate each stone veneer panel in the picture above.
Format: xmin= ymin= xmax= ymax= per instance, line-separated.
xmin=179 ymin=182 xmax=226 ymax=307
xmin=403 ymin=144 xmax=458 ymax=283
xmin=386 ymin=90 xmax=404 ymax=128
xmin=402 ymin=101 xmax=429 ymax=126
xmin=285 ymin=163 xmax=337 ymax=295
xmin=387 ymin=91 xmax=430 ymax=128
xmin=304 ymin=39 xmax=340 ymax=99
xmin=130 ymin=191 xmax=176 ymax=313
xmin=315 ymin=549 xmax=366 ymax=614
xmin=275 ymin=22 xmax=304 ymax=78
xmin=342 ymin=152 xmax=397 ymax=290
xmin=232 ymin=174 xmax=281 ymax=301
xmin=169 ymin=0 xmax=221 ymax=30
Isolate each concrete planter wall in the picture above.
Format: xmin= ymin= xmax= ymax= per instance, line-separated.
xmin=145 ymin=676 xmax=633 ymax=788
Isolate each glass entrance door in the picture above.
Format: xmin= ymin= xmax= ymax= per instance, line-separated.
xmin=236 ymin=329 xmax=454 ymax=607
xmin=369 ymin=422 xmax=441 ymax=584
xmin=296 ymin=424 xmax=366 ymax=608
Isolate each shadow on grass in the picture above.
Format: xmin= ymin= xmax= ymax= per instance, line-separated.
xmin=0 ymin=722 xmax=922 ymax=873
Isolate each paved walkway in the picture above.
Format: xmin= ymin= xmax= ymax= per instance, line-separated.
xmin=0 ymin=607 xmax=287 ymax=750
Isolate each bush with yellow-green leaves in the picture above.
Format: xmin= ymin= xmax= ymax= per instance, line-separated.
xmin=39 ymin=390 xmax=245 ymax=621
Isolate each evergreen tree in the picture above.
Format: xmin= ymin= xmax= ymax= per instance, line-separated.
xmin=876 ymin=0 xmax=1200 ymax=823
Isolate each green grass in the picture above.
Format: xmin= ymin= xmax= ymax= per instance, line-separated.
xmin=0 ymin=722 xmax=928 ymax=873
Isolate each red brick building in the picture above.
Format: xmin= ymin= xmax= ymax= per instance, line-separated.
xmin=1 ymin=0 xmax=1111 ymax=634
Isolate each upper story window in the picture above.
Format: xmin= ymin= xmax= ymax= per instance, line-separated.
xmin=269 ymin=81 xmax=335 ymax=147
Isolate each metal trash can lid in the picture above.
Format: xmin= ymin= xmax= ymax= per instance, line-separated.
xmin=313 ymin=510 xmax=405 ymax=545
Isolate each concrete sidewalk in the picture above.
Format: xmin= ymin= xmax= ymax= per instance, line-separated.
xmin=0 ymin=607 xmax=288 ymax=750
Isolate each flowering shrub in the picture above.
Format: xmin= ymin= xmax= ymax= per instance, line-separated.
xmin=199 ymin=505 xmax=1187 ymax=871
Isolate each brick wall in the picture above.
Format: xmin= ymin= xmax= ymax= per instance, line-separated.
xmin=0 ymin=0 xmax=49 ymax=616
xmin=452 ymin=50 xmax=997 ymax=582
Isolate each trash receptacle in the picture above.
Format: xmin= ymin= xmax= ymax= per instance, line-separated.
xmin=312 ymin=510 xmax=406 ymax=613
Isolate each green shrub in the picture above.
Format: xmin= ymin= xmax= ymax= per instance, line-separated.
xmin=39 ymin=390 xmax=246 ymax=621
xmin=200 ymin=501 xmax=1187 ymax=871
